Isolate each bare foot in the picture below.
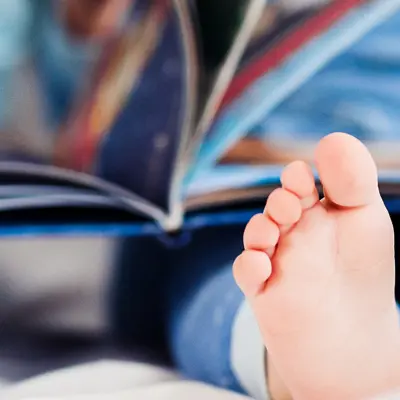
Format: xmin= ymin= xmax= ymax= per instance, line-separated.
xmin=233 ymin=133 xmax=400 ymax=400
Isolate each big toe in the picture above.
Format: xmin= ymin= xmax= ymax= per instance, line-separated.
xmin=315 ymin=132 xmax=379 ymax=208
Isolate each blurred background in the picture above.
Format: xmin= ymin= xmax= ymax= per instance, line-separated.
xmin=0 ymin=0 xmax=399 ymax=396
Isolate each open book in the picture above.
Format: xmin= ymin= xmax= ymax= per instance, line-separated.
xmin=1 ymin=0 xmax=399 ymax=238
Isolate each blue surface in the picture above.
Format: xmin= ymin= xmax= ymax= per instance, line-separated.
xmin=0 ymin=209 xmax=255 ymax=237
xmin=0 ymin=195 xmax=400 ymax=238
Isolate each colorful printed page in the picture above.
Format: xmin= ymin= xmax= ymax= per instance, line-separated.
xmin=0 ymin=0 xmax=198 ymax=226
xmin=185 ymin=0 xmax=400 ymax=193
xmin=1 ymin=0 xmax=400 ymax=236
xmin=0 ymin=0 xmax=269 ymax=232
xmin=188 ymin=0 xmax=265 ymax=149
xmin=54 ymin=0 xmax=198 ymax=214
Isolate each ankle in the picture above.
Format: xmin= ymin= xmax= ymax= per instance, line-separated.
xmin=266 ymin=353 xmax=292 ymax=400
xmin=301 ymin=334 xmax=400 ymax=400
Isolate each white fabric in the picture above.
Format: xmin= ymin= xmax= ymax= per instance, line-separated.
xmin=2 ymin=361 xmax=250 ymax=400
xmin=2 ymin=359 xmax=399 ymax=400
xmin=231 ymin=301 xmax=268 ymax=400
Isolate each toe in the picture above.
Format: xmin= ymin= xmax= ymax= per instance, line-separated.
xmin=315 ymin=132 xmax=379 ymax=208
xmin=244 ymin=214 xmax=280 ymax=251
xmin=233 ymin=250 xmax=272 ymax=297
xmin=265 ymin=188 xmax=302 ymax=226
xmin=281 ymin=160 xmax=319 ymax=209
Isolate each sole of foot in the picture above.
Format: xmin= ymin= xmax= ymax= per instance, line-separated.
xmin=233 ymin=132 xmax=400 ymax=400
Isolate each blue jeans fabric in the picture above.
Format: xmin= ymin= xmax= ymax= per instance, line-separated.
xmin=166 ymin=225 xmax=246 ymax=393
xmin=112 ymin=218 xmax=400 ymax=398
xmin=111 ymin=225 xmax=247 ymax=392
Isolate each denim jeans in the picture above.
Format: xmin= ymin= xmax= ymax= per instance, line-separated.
xmin=112 ymin=217 xmax=400 ymax=397
xmin=166 ymin=225 xmax=246 ymax=393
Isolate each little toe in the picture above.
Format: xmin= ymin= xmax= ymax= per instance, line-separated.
xmin=315 ymin=132 xmax=380 ymax=208
xmin=243 ymin=214 xmax=280 ymax=254
xmin=233 ymin=250 xmax=272 ymax=297
xmin=265 ymin=188 xmax=302 ymax=227
xmin=281 ymin=160 xmax=319 ymax=209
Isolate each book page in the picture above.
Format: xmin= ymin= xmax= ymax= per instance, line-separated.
xmin=217 ymin=4 xmax=400 ymax=172
xmin=220 ymin=138 xmax=400 ymax=171
xmin=219 ymin=0 xmax=329 ymax=110
xmin=183 ymin=0 xmax=329 ymax=182
xmin=187 ymin=0 xmax=327 ymax=154
xmin=55 ymin=0 xmax=199 ymax=216
xmin=184 ymin=1 xmax=400 ymax=211
xmin=186 ymin=0 xmax=265 ymax=157
xmin=184 ymin=0 xmax=400 ymax=190
xmin=0 ymin=0 xmax=174 ymax=222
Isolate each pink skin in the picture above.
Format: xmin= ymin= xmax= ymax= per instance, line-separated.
xmin=233 ymin=132 xmax=400 ymax=400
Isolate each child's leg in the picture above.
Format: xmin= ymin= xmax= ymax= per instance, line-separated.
xmin=166 ymin=226 xmax=290 ymax=399
xmin=166 ymin=225 xmax=400 ymax=400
